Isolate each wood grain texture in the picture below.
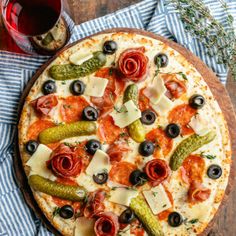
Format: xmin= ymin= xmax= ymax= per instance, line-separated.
xmin=14 ymin=28 xmax=236 ymax=236
xmin=0 ymin=0 xmax=235 ymax=235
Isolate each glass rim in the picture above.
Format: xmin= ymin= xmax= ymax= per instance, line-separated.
xmin=1 ymin=0 xmax=63 ymax=37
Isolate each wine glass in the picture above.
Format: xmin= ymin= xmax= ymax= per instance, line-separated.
xmin=0 ymin=0 xmax=74 ymax=55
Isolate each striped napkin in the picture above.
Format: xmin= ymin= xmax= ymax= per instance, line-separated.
xmin=0 ymin=0 xmax=235 ymax=235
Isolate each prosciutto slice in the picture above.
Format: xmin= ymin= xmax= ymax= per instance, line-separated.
xmin=31 ymin=94 xmax=58 ymax=115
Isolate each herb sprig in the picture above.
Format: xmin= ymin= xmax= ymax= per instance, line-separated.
xmin=169 ymin=0 xmax=236 ymax=79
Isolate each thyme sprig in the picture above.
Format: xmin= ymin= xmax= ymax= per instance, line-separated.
xmin=169 ymin=0 xmax=236 ymax=79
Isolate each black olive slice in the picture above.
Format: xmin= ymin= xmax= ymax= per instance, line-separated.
xmin=168 ymin=212 xmax=183 ymax=227
xmin=189 ymin=94 xmax=205 ymax=109
xmin=82 ymin=106 xmax=98 ymax=121
xmin=86 ymin=139 xmax=102 ymax=155
xmin=154 ymin=53 xmax=169 ymax=67
xmin=59 ymin=205 xmax=74 ymax=219
xmin=138 ymin=141 xmax=154 ymax=157
xmin=25 ymin=140 xmax=39 ymax=155
xmin=129 ymin=169 xmax=147 ymax=186
xmin=42 ymin=80 xmax=56 ymax=95
xmin=93 ymin=172 xmax=108 ymax=184
xmin=207 ymin=164 xmax=222 ymax=179
xmin=103 ymin=40 xmax=118 ymax=55
xmin=119 ymin=208 xmax=135 ymax=224
xmin=70 ymin=80 xmax=86 ymax=95
xmin=141 ymin=110 xmax=156 ymax=125
xmin=165 ymin=123 xmax=180 ymax=138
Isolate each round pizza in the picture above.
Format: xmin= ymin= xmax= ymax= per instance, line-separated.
xmin=18 ymin=29 xmax=232 ymax=236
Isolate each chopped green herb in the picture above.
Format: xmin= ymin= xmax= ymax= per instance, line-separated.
xmin=120 ymin=132 xmax=129 ymax=138
xmin=189 ymin=218 xmax=199 ymax=224
xmin=177 ymin=72 xmax=188 ymax=80
xmin=152 ymin=192 xmax=158 ymax=197
xmin=162 ymin=204 xmax=167 ymax=208
xmin=201 ymin=154 xmax=216 ymax=160
xmin=109 ymin=67 xmax=113 ymax=76
xmin=114 ymin=105 xmax=127 ymax=113
xmin=61 ymin=81 xmax=66 ymax=85
xmin=63 ymin=104 xmax=71 ymax=109
xmin=52 ymin=207 xmax=61 ymax=218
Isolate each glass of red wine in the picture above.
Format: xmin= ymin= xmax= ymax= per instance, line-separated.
xmin=1 ymin=0 xmax=74 ymax=55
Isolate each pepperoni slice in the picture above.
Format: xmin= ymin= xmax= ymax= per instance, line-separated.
xmin=146 ymin=128 xmax=173 ymax=158
xmin=107 ymin=141 xmax=131 ymax=164
xmin=168 ymin=104 xmax=197 ymax=135
xmin=27 ymin=119 xmax=55 ymax=140
xmin=60 ymin=96 xmax=89 ymax=123
xmin=98 ymin=115 xmax=123 ymax=144
xmin=94 ymin=212 xmax=119 ymax=236
xmin=144 ymin=159 xmax=170 ymax=186
xmin=31 ymin=94 xmax=58 ymax=115
xmin=118 ymin=47 xmax=148 ymax=82
xmin=91 ymin=68 xmax=125 ymax=115
xmin=109 ymin=162 xmax=137 ymax=186
xmin=162 ymin=74 xmax=187 ymax=99
xmin=188 ymin=181 xmax=211 ymax=204
xmin=181 ymin=155 xmax=205 ymax=184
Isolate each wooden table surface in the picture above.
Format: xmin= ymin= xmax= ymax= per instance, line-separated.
xmin=0 ymin=1 xmax=235 ymax=235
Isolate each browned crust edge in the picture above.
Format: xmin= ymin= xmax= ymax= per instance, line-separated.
xmin=13 ymin=27 xmax=236 ymax=236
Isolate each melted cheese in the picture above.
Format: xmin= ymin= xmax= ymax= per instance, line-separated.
xmin=74 ymin=217 xmax=95 ymax=236
xmin=143 ymin=77 xmax=167 ymax=104
xmin=26 ymin=144 xmax=52 ymax=179
xmin=110 ymin=100 xmax=141 ymax=128
xmin=69 ymin=52 xmax=93 ymax=65
xmin=143 ymin=184 xmax=172 ymax=215
xmin=84 ymin=76 xmax=108 ymax=97
xmin=86 ymin=150 xmax=111 ymax=176
xmin=109 ymin=188 xmax=138 ymax=206
xmin=75 ymin=173 xmax=100 ymax=192
xmin=150 ymin=95 xmax=174 ymax=115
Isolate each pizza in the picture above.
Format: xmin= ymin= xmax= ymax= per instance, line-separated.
xmin=18 ymin=29 xmax=232 ymax=236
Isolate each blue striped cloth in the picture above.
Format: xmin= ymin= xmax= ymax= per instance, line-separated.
xmin=0 ymin=0 xmax=235 ymax=235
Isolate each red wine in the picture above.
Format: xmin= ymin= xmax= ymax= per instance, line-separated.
xmin=5 ymin=0 xmax=61 ymax=36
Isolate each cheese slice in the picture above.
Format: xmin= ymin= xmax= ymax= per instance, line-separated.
xmin=86 ymin=149 xmax=111 ymax=176
xmin=150 ymin=95 xmax=174 ymax=115
xmin=143 ymin=78 xmax=167 ymax=104
xmin=110 ymin=100 xmax=141 ymax=128
xmin=26 ymin=144 xmax=52 ymax=179
xmin=188 ymin=112 xmax=209 ymax=136
xmin=69 ymin=52 xmax=93 ymax=65
xmin=74 ymin=217 xmax=95 ymax=236
xmin=109 ymin=188 xmax=138 ymax=206
xmin=84 ymin=76 xmax=109 ymax=97
xmin=143 ymin=184 xmax=172 ymax=215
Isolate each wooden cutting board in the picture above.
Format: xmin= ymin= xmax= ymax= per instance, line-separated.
xmin=13 ymin=28 xmax=236 ymax=236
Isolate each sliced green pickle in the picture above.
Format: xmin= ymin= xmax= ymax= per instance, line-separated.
xmin=49 ymin=51 xmax=106 ymax=80
xmin=29 ymin=175 xmax=86 ymax=201
xmin=170 ymin=131 xmax=216 ymax=171
xmin=39 ymin=121 xmax=96 ymax=144
xmin=130 ymin=196 xmax=164 ymax=236
xmin=42 ymin=33 xmax=54 ymax=46
xmin=123 ymin=84 xmax=145 ymax=143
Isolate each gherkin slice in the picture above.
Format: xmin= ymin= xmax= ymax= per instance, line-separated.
xmin=130 ymin=196 xmax=164 ymax=236
xmin=29 ymin=175 xmax=86 ymax=201
xmin=39 ymin=121 xmax=96 ymax=144
xmin=170 ymin=131 xmax=216 ymax=171
xmin=49 ymin=51 xmax=106 ymax=80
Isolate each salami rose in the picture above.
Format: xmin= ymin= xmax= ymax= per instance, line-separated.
xmin=144 ymin=159 xmax=170 ymax=186
xmin=47 ymin=144 xmax=81 ymax=178
xmin=118 ymin=47 xmax=148 ymax=82
xmin=31 ymin=94 xmax=58 ymax=115
xmin=83 ymin=190 xmax=106 ymax=218
xmin=188 ymin=181 xmax=211 ymax=204
xmin=94 ymin=212 xmax=119 ymax=236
